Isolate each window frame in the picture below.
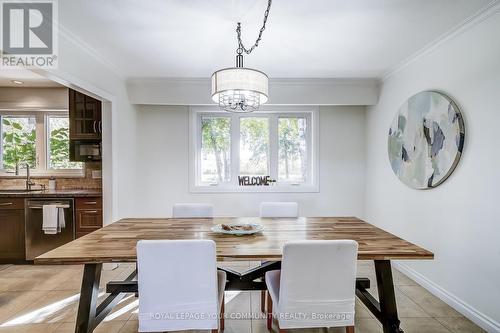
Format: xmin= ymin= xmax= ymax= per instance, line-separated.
xmin=189 ymin=106 xmax=319 ymax=193
xmin=0 ymin=110 xmax=84 ymax=177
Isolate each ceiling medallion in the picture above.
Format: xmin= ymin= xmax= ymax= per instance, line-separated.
xmin=211 ymin=0 xmax=272 ymax=113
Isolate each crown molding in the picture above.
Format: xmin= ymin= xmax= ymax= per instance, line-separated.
xmin=57 ymin=23 xmax=125 ymax=81
xmin=381 ymin=0 xmax=500 ymax=81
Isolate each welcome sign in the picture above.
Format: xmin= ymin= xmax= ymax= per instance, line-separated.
xmin=238 ymin=175 xmax=276 ymax=186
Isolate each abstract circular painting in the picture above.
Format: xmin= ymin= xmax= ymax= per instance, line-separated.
xmin=388 ymin=91 xmax=465 ymax=189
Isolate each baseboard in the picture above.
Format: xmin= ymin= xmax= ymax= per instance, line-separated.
xmin=393 ymin=262 xmax=500 ymax=333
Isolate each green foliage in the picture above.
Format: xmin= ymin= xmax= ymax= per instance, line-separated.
xmin=240 ymin=118 xmax=269 ymax=174
xmin=49 ymin=125 xmax=81 ymax=169
xmin=201 ymin=117 xmax=231 ymax=182
xmin=1 ymin=117 xmax=36 ymax=170
xmin=278 ymin=118 xmax=306 ymax=180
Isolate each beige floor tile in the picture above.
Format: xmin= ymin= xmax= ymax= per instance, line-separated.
xmin=0 ymin=266 xmax=11 ymax=272
xmin=53 ymin=321 xmax=126 ymax=333
xmin=0 ymin=322 xmax=61 ymax=333
xmin=249 ymin=291 xmax=265 ymax=314
xmin=354 ymin=318 xmax=383 ymax=333
xmin=225 ymin=291 xmax=251 ymax=314
xmin=435 ymin=317 xmax=486 ymax=333
xmin=392 ymin=269 xmax=417 ymax=286
xmin=224 ymin=319 xmax=252 ymax=333
xmin=399 ymin=285 xmax=463 ymax=318
xmin=0 ymin=266 xmax=83 ymax=293
xmin=400 ymin=317 xmax=452 ymax=333
xmin=0 ymin=264 xmax=485 ymax=333
xmin=104 ymin=294 xmax=139 ymax=322
xmin=355 ymin=301 xmax=374 ymax=319
xmin=94 ymin=321 xmax=127 ymax=333
xmin=1 ymin=290 xmax=79 ymax=325
xmin=394 ymin=288 xmax=429 ymax=318
xmin=113 ymin=266 xmax=137 ymax=281
xmin=118 ymin=320 xmax=138 ymax=333
xmin=0 ymin=291 xmax=48 ymax=323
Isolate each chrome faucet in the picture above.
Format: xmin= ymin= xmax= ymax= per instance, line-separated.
xmin=25 ymin=163 xmax=36 ymax=191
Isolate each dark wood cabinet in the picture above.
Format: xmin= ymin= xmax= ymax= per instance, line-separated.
xmin=75 ymin=197 xmax=102 ymax=238
xmin=69 ymin=89 xmax=102 ymax=140
xmin=0 ymin=198 xmax=25 ymax=261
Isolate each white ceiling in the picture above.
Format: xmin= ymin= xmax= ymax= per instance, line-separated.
xmin=58 ymin=0 xmax=493 ymax=79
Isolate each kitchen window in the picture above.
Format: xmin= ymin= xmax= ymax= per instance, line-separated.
xmin=190 ymin=107 xmax=319 ymax=192
xmin=0 ymin=111 xmax=83 ymax=176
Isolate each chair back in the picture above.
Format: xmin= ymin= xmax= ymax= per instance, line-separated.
xmin=172 ymin=203 xmax=213 ymax=218
xmin=278 ymin=240 xmax=358 ymax=329
xmin=260 ymin=202 xmax=298 ymax=218
xmin=137 ymin=240 xmax=218 ymax=332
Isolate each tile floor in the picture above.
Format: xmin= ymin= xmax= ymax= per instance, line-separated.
xmin=0 ymin=262 xmax=484 ymax=333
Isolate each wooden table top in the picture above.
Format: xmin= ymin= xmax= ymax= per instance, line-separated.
xmin=35 ymin=217 xmax=434 ymax=264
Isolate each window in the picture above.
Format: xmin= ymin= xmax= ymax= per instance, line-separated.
xmin=191 ymin=108 xmax=318 ymax=192
xmin=47 ymin=116 xmax=82 ymax=170
xmin=200 ymin=116 xmax=231 ymax=183
xmin=1 ymin=116 xmax=36 ymax=170
xmin=278 ymin=117 xmax=307 ymax=182
xmin=240 ymin=117 xmax=269 ymax=177
xmin=0 ymin=112 xmax=83 ymax=176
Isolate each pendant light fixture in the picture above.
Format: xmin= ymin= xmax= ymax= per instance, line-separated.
xmin=211 ymin=0 xmax=272 ymax=113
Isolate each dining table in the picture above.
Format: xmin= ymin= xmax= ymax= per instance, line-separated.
xmin=35 ymin=216 xmax=434 ymax=333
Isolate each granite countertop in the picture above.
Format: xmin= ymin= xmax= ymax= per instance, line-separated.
xmin=0 ymin=189 xmax=102 ymax=198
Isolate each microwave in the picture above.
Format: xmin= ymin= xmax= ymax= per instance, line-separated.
xmin=70 ymin=141 xmax=101 ymax=162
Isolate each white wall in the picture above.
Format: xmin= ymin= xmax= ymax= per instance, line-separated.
xmin=127 ymin=78 xmax=379 ymax=106
xmin=134 ymin=105 xmax=366 ymax=217
xmin=364 ymin=9 xmax=500 ymax=331
xmin=0 ymin=87 xmax=67 ymax=110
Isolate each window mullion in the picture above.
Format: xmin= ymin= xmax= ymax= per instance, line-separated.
xmin=230 ymin=114 xmax=240 ymax=186
xmin=0 ymin=115 xmax=3 ymax=169
xmin=307 ymin=113 xmax=313 ymax=184
xmin=269 ymin=114 xmax=278 ymax=181
xmin=35 ymin=113 xmax=46 ymax=171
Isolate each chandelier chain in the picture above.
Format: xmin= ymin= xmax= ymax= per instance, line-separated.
xmin=236 ymin=0 xmax=272 ymax=55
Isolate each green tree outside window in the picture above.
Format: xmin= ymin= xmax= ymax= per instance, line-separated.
xmin=1 ymin=117 xmax=36 ymax=170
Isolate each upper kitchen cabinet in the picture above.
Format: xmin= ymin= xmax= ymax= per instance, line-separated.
xmin=69 ymin=88 xmax=102 ymax=140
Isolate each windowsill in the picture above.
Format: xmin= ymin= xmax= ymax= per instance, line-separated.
xmin=0 ymin=170 xmax=85 ymax=179
xmin=189 ymin=184 xmax=319 ymax=193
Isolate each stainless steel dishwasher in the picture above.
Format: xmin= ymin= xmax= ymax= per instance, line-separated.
xmin=25 ymin=198 xmax=75 ymax=260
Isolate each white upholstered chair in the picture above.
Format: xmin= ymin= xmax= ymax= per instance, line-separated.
xmin=172 ymin=203 xmax=214 ymax=218
xmin=137 ymin=240 xmax=226 ymax=332
xmin=265 ymin=240 xmax=358 ymax=333
xmin=259 ymin=202 xmax=299 ymax=311
xmin=259 ymin=202 xmax=298 ymax=218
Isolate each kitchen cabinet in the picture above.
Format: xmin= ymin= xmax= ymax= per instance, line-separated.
xmin=0 ymin=198 xmax=25 ymax=261
xmin=69 ymin=88 xmax=102 ymax=140
xmin=75 ymin=197 xmax=102 ymax=238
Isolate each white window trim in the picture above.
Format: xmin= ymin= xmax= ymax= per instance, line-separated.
xmin=0 ymin=110 xmax=85 ymax=177
xmin=189 ymin=106 xmax=319 ymax=193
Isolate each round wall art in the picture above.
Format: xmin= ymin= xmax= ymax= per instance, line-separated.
xmin=388 ymin=91 xmax=465 ymax=189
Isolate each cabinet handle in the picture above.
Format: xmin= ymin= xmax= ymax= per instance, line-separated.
xmin=93 ymin=121 xmax=97 ymax=133
xmin=84 ymin=201 xmax=97 ymax=205
xmin=0 ymin=202 xmax=13 ymax=206
xmin=99 ymin=121 xmax=102 ymax=133
xmin=85 ymin=210 xmax=99 ymax=213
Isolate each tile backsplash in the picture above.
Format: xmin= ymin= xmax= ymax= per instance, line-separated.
xmin=0 ymin=162 xmax=102 ymax=190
